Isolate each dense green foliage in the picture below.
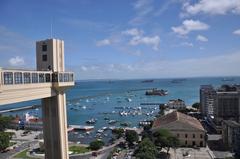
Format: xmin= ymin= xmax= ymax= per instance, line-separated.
xmin=0 ymin=132 xmax=11 ymax=151
xmin=135 ymin=138 xmax=157 ymax=159
xmin=112 ymin=128 xmax=124 ymax=139
xmin=192 ymin=102 xmax=200 ymax=109
xmin=153 ymin=129 xmax=179 ymax=153
xmin=0 ymin=115 xmax=13 ymax=131
xmin=89 ymin=140 xmax=105 ymax=150
xmin=125 ymin=130 xmax=139 ymax=145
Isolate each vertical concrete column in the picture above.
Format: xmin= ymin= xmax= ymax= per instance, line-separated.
xmin=42 ymin=91 xmax=69 ymax=159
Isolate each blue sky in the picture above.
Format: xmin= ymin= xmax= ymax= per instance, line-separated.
xmin=0 ymin=0 xmax=240 ymax=79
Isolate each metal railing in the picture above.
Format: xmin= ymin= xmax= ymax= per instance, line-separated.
xmin=0 ymin=69 xmax=74 ymax=85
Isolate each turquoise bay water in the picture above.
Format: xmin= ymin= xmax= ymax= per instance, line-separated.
xmin=1 ymin=77 xmax=240 ymax=143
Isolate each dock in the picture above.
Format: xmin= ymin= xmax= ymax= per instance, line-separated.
xmin=0 ymin=105 xmax=41 ymax=114
xmin=69 ymin=125 xmax=94 ymax=131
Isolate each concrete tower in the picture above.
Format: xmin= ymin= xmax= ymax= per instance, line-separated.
xmin=36 ymin=39 xmax=69 ymax=159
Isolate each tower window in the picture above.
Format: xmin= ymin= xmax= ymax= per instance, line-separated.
xmin=4 ymin=72 xmax=13 ymax=85
xmin=42 ymin=55 xmax=47 ymax=61
xmin=14 ymin=72 xmax=22 ymax=84
xmin=23 ymin=73 xmax=31 ymax=84
xmin=42 ymin=45 xmax=47 ymax=51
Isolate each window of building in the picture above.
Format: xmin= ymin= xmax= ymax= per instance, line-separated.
xmin=4 ymin=72 xmax=13 ymax=84
xmin=185 ymin=141 xmax=187 ymax=145
xmin=14 ymin=72 xmax=22 ymax=84
xmin=69 ymin=73 xmax=73 ymax=82
xmin=64 ymin=73 xmax=69 ymax=82
xmin=32 ymin=73 xmax=38 ymax=83
xmin=42 ymin=55 xmax=47 ymax=61
xmin=193 ymin=134 xmax=195 ymax=138
xmin=52 ymin=73 xmax=58 ymax=82
xmin=39 ymin=73 xmax=45 ymax=83
xmin=59 ymin=73 xmax=63 ymax=82
xmin=42 ymin=45 xmax=47 ymax=51
xmin=45 ymin=73 xmax=51 ymax=82
xmin=177 ymin=134 xmax=180 ymax=138
xmin=200 ymin=141 xmax=203 ymax=147
xmin=23 ymin=73 xmax=31 ymax=83
xmin=192 ymin=141 xmax=195 ymax=146
xmin=185 ymin=134 xmax=188 ymax=138
xmin=200 ymin=134 xmax=203 ymax=138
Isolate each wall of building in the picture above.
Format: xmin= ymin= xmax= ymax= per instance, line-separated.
xmin=214 ymin=92 xmax=240 ymax=124
xmin=171 ymin=131 xmax=206 ymax=147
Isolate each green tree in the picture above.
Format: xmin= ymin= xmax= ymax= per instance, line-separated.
xmin=0 ymin=115 xmax=13 ymax=131
xmin=112 ymin=128 xmax=124 ymax=139
xmin=135 ymin=138 xmax=157 ymax=159
xmin=0 ymin=132 xmax=11 ymax=151
xmin=89 ymin=140 xmax=104 ymax=151
xmin=192 ymin=102 xmax=200 ymax=109
xmin=153 ymin=129 xmax=179 ymax=154
xmin=125 ymin=130 xmax=139 ymax=146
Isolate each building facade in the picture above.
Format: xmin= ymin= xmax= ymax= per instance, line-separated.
xmin=214 ymin=85 xmax=240 ymax=124
xmin=166 ymin=99 xmax=186 ymax=110
xmin=152 ymin=111 xmax=206 ymax=147
xmin=222 ymin=120 xmax=240 ymax=157
xmin=200 ymin=85 xmax=216 ymax=118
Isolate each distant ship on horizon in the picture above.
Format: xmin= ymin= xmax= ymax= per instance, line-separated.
xmin=141 ymin=79 xmax=154 ymax=83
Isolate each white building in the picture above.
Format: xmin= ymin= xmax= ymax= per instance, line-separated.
xmin=166 ymin=99 xmax=186 ymax=110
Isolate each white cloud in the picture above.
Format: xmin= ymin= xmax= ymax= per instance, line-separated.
xmin=130 ymin=0 xmax=154 ymax=25
xmin=9 ymin=56 xmax=25 ymax=66
xmin=96 ymin=39 xmax=111 ymax=46
xmin=129 ymin=35 xmax=160 ymax=50
xmin=133 ymin=0 xmax=153 ymax=16
xmin=172 ymin=19 xmax=209 ymax=35
xmin=122 ymin=28 xmax=143 ymax=36
xmin=196 ymin=35 xmax=208 ymax=42
xmin=122 ymin=28 xmax=160 ymax=50
xmin=182 ymin=0 xmax=240 ymax=16
xmin=80 ymin=66 xmax=88 ymax=71
xmin=180 ymin=42 xmax=194 ymax=47
xmin=233 ymin=29 xmax=240 ymax=36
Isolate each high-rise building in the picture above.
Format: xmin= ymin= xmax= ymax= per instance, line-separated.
xmin=214 ymin=85 xmax=240 ymax=124
xmin=200 ymin=85 xmax=216 ymax=118
xmin=222 ymin=120 xmax=240 ymax=156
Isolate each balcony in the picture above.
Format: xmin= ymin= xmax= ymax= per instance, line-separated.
xmin=0 ymin=69 xmax=74 ymax=105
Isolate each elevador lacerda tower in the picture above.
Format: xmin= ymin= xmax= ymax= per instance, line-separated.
xmin=0 ymin=38 xmax=75 ymax=159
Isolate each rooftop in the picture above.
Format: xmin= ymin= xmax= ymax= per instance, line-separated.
xmin=152 ymin=111 xmax=205 ymax=131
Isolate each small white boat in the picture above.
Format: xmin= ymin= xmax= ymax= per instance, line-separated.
xmin=97 ymin=129 xmax=104 ymax=133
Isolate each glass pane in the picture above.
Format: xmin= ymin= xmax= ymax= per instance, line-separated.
xmin=45 ymin=73 xmax=51 ymax=82
xmin=14 ymin=72 xmax=22 ymax=84
xmin=32 ymin=73 xmax=38 ymax=83
xmin=23 ymin=73 xmax=31 ymax=83
xmin=39 ymin=73 xmax=45 ymax=83
xmin=4 ymin=72 xmax=13 ymax=85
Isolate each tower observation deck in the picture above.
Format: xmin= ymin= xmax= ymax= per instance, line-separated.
xmin=0 ymin=38 xmax=75 ymax=159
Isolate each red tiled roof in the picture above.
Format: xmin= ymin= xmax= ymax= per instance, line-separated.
xmin=152 ymin=111 xmax=204 ymax=131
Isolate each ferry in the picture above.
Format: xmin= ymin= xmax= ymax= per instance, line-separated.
xmin=145 ymin=88 xmax=168 ymax=96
